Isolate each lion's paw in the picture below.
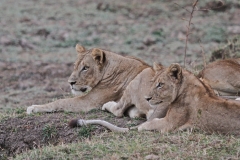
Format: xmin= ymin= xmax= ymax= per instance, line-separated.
xmin=27 ymin=105 xmax=37 ymax=114
xmin=102 ymin=101 xmax=117 ymax=111
xmin=138 ymin=125 xmax=144 ymax=131
xmin=236 ymin=97 xmax=240 ymax=101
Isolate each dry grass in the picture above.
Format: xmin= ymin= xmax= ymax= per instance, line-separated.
xmin=14 ymin=130 xmax=240 ymax=159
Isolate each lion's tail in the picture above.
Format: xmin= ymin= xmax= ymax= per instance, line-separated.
xmin=69 ymin=119 xmax=129 ymax=133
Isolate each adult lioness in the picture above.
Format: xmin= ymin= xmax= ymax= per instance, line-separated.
xmin=70 ymin=63 xmax=240 ymax=135
xmin=102 ymin=67 xmax=169 ymax=120
xmin=198 ymin=58 xmax=240 ymax=96
xmin=27 ymin=44 xmax=149 ymax=114
xmin=139 ymin=63 xmax=240 ymax=134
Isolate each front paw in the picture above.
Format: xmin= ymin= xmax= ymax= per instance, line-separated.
xmin=138 ymin=125 xmax=144 ymax=131
xmin=137 ymin=122 xmax=151 ymax=131
xmin=27 ymin=105 xmax=37 ymax=114
xmin=236 ymin=97 xmax=240 ymax=101
xmin=102 ymin=101 xmax=117 ymax=111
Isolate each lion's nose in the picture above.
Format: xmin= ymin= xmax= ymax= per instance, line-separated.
xmin=145 ymin=97 xmax=152 ymax=101
xmin=69 ymin=81 xmax=76 ymax=86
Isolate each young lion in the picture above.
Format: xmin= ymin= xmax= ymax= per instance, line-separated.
xmin=198 ymin=58 xmax=240 ymax=96
xmin=27 ymin=44 xmax=149 ymax=115
xmin=139 ymin=63 xmax=240 ymax=134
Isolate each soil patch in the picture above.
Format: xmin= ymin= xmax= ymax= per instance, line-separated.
xmin=0 ymin=111 xmax=144 ymax=157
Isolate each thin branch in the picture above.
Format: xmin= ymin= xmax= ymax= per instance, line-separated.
xmin=183 ymin=0 xmax=199 ymax=68
xmin=175 ymin=0 xmax=224 ymax=68
xmin=174 ymin=3 xmax=191 ymax=13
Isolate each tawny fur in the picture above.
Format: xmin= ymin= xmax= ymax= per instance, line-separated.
xmin=102 ymin=67 xmax=169 ymax=120
xmin=27 ymin=44 xmax=149 ymax=114
xmin=198 ymin=58 xmax=240 ymax=96
xmin=139 ymin=63 xmax=240 ymax=135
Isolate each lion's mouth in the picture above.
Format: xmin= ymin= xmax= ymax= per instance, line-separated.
xmin=71 ymin=85 xmax=89 ymax=92
xmin=149 ymin=100 xmax=163 ymax=106
xmin=70 ymin=86 xmax=92 ymax=96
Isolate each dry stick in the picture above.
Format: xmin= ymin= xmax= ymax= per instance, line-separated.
xmin=183 ymin=0 xmax=199 ymax=68
xmin=174 ymin=2 xmax=191 ymax=13
xmin=176 ymin=1 xmax=224 ymax=68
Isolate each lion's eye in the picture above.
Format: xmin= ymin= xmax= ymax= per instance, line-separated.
xmin=156 ymin=83 xmax=164 ymax=88
xmin=82 ymin=66 xmax=89 ymax=71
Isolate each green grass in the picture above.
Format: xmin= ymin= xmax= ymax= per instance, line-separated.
xmin=203 ymin=26 xmax=227 ymax=43
xmin=42 ymin=124 xmax=58 ymax=140
xmin=0 ymin=107 xmax=27 ymax=122
xmin=13 ymin=130 xmax=240 ymax=159
xmin=78 ymin=126 xmax=95 ymax=139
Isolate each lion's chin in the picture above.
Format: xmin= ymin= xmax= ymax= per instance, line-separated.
xmin=71 ymin=89 xmax=88 ymax=97
xmin=71 ymin=87 xmax=92 ymax=97
xmin=149 ymin=101 xmax=163 ymax=106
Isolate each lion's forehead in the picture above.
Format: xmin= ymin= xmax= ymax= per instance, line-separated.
xmin=74 ymin=50 xmax=93 ymax=70
xmin=153 ymin=70 xmax=167 ymax=83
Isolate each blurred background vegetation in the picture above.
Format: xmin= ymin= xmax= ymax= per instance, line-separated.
xmin=1 ymin=0 xmax=240 ymax=66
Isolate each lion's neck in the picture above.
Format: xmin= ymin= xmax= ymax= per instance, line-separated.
xmin=98 ymin=52 xmax=148 ymax=90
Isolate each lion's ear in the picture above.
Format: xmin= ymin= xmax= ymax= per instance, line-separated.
xmin=168 ymin=63 xmax=182 ymax=82
xmin=92 ymin=48 xmax=105 ymax=65
xmin=153 ymin=62 xmax=163 ymax=71
xmin=75 ymin=44 xmax=86 ymax=54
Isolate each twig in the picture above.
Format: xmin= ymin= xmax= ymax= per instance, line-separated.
xmin=183 ymin=0 xmax=199 ymax=68
xmin=174 ymin=3 xmax=191 ymax=13
xmin=175 ymin=0 xmax=225 ymax=68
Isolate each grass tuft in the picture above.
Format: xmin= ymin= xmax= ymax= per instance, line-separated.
xmin=42 ymin=124 xmax=57 ymax=140
xmin=78 ymin=126 xmax=95 ymax=138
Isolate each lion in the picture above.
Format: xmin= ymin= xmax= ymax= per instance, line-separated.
xmin=198 ymin=58 xmax=240 ymax=97
xmin=138 ymin=63 xmax=240 ymax=134
xmin=27 ymin=44 xmax=149 ymax=115
xmin=102 ymin=67 xmax=169 ymax=120
xmin=70 ymin=63 xmax=240 ymax=135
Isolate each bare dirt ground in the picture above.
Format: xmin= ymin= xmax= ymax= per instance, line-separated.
xmin=0 ymin=0 xmax=240 ymax=158
xmin=0 ymin=110 xmax=142 ymax=157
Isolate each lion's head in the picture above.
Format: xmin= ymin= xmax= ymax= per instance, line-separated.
xmin=146 ymin=63 xmax=183 ymax=105
xmin=68 ymin=44 xmax=106 ymax=96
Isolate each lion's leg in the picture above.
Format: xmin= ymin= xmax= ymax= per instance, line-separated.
xmin=102 ymin=86 xmax=136 ymax=117
xmin=138 ymin=106 xmax=189 ymax=133
xmin=27 ymin=88 xmax=120 ymax=114
xmin=138 ymin=118 xmax=172 ymax=133
xmin=146 ymin=102 xmax=169 ymax=121
xmin=138 ymin=118 xmax=190 ymax=133
xmin=177 ymin=122 xmax=193 ymax=131
xmin=27 ymin=97 xmax=96 ymax=114
xmin=102 ymin=100 xmax=133 ymax=117
xmin=127 ymin=106 xmax=145 ymax=118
